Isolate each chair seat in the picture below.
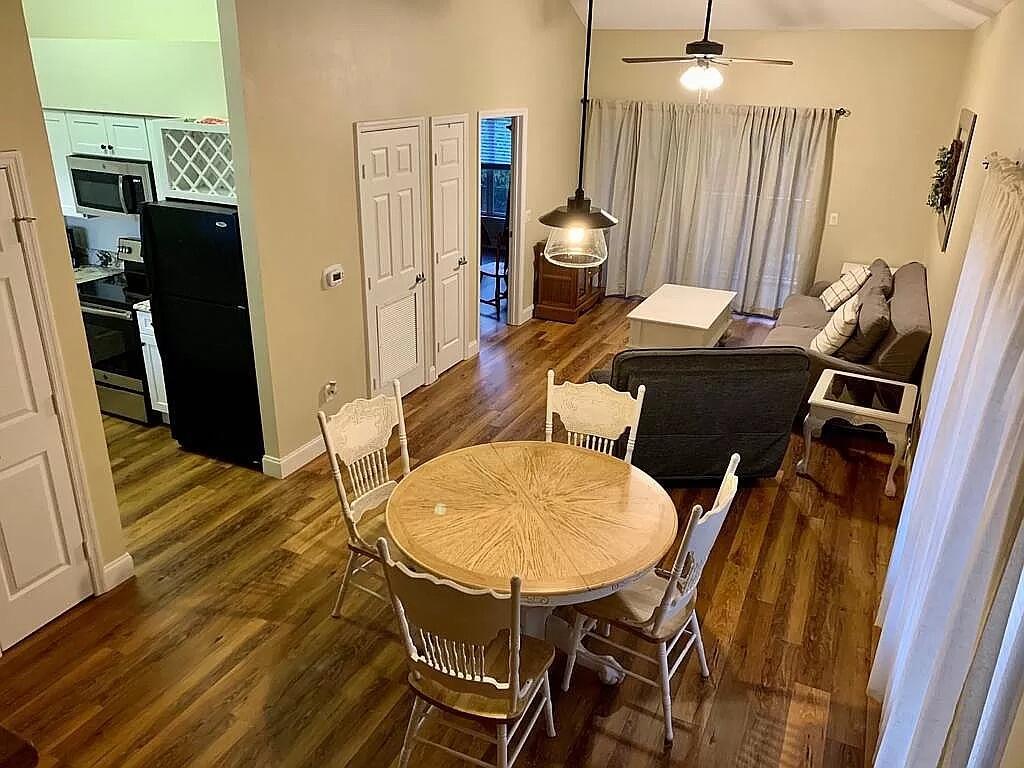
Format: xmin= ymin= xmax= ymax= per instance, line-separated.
xmin=576 ymin=570 xmax=696 ymax=642
xmin=409 ymin=634 xmax=555 ymax=722
xmin=350 ymin=503 xmax=396 ymax=557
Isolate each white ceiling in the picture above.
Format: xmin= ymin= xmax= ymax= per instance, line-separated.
xmin=569 ymin=0 xmax=1008 ymax=30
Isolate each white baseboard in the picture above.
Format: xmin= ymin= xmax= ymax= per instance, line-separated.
xmin=467 ymin=339 xmax=480 ymax=358
xmin=100 ymin=552 xmax=134 ymax=593
xmin=514 ymin=305 xmax=534 ymax=325
xmin=262 ymin=433 xmax=326 ymax=479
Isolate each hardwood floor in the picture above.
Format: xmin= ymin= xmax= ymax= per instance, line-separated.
xmin=0 ymin=298 xmax=897 ymax=767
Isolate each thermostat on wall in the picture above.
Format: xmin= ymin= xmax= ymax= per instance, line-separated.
xmin=323 ymin=264 xmax=345 ymax=289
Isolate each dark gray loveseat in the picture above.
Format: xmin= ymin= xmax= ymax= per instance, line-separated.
xmin=589 ymin=347 xmax=810 ymax=483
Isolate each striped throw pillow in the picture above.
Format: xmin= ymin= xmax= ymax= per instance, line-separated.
xmin=811 ymin=294 xmax=862 ymax=355
xmin=820 ymin=265 xmax=872 ymax=311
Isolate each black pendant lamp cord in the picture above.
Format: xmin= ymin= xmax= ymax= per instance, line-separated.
xmin=702 ymin=0 xmax=714 ymax=41
xmin=575 ymin=0 xmax=596 ymax=198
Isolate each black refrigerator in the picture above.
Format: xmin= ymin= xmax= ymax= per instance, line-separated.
xmin=141 ymin=201 xmax=264 ymax=467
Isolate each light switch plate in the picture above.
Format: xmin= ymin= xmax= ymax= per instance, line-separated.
xmin=322 ymin=264 xmax=344 ymax=288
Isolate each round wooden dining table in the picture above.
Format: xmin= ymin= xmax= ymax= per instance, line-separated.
xmin=386 ymin=441 xmax=678 ymax=683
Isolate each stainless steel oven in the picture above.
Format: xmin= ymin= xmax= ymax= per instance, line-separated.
xmin=67 ymin=155 xmax=156 ymax=218
xmin=81 ymin=301 xmax=150 ymax=423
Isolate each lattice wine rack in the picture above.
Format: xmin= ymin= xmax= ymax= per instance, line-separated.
xmin=148 ymin=120 xmax=236 ymax=205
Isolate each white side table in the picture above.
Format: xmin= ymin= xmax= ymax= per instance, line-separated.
xmin=796 ymin=369 xmax=918 ymax=498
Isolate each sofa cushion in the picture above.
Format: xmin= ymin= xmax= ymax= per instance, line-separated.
xmin=821 ymin=265 xmax=871 ymax=310
xmin=810 ymin=295 xmax=861 ymax=355
xmin=763 ymin=324 xmax=819 ymax=349
xmin=836 ymin=283 xmax=891 ymax=362
xmin=871 ymin=262 xmax=931 ymax=379
xmin=867 ymin=258 xmax=894 ymax=299
xmin=777 ymin=294 xmax=832 ymax=330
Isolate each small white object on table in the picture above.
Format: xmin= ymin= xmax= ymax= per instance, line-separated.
xmin=627 ymin=284 xmax=736 ymax=349
xmin=797 ymin=369 xmax=918 ymax=498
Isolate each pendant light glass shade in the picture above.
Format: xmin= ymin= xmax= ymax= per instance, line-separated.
xmin=543 ymin=224 xmax=609 ymax=268
xmin=540 ymin=193 xmax=617 ymax=269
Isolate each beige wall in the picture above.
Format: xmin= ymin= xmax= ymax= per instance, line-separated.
xmin=220 ymin=0 xmax=585 ymax=459
xmin=0 ymin=0 xmax=126 ymax=565
xmin=589 ymin=29 xmax=972 ymax=283
xmin=921 ymin=0 xmax=1024 ymax=403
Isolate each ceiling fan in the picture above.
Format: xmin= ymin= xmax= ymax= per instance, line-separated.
xmin=622 ymin=0 xmax=794 ymax=91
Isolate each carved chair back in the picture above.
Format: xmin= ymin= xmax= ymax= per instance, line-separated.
xmin=652 ymin=453 xmax=740 ymax=635
xmin=545 ymin=369 xmax=646 ymax=463
xmin=377 ymin=539 xmax=530 ymax=708
xmin=317 ymin=379 xmax=411 ymax=550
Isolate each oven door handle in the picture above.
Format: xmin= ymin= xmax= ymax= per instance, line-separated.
xmin=82 ymin=304 xmax=133 ymax=321
xmin=116 ymin=174 xmax=130 ymax=214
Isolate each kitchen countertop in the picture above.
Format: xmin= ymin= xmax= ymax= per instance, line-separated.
xmin=73 ymin=265 xmax=122 ymax=284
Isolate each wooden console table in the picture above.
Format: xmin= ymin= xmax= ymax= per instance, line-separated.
xmin=532 ymin=241 xmax=605 ymax=323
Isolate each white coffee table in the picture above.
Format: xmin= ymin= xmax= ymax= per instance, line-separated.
xmin=627 ymin=284 xmax=737 ymax=349
xmin=796 ymin=369 xmax=918 ymax=498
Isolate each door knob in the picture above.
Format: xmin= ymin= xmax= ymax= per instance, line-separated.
xmin=414 ymin=273 xmax=426 ymax=285
xmin=457 ymin=257 xmax=468 ymax=268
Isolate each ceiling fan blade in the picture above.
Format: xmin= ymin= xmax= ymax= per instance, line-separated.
xmin=622 ymin=55 xmax=698 ymax=64
xmin=713 ymin=56 xmax=794 ymax=66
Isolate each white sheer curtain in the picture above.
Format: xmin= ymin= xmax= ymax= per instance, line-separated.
xmin=869 ymin=156 xmax=1024 ymax=767
xmin=585 ymin=100 xmax=838 ymax=315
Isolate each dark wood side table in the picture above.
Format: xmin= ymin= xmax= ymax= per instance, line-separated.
xmin=532 ymin=241 xmax=605 ymax=323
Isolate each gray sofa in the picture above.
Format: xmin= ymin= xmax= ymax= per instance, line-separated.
xmin=589 ymin=347 xmax=811 ymax=482
xmin=763 ymin=261 xmax=932 ymax=393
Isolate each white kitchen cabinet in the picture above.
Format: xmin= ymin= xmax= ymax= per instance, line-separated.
xmin=66 ymin=111 xmax=151 ymax=161
xmin=66 ymin=112 xmax=108 ymax=155
xmin=42 ymin=110 xmax=77 ymax=216
xmin=135 ymin=302 xmax=168 ymax=420
xmin=103 ymin=115 xmax=151 ymax=160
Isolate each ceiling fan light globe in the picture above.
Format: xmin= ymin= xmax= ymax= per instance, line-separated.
xmin=680 ymin=62 xmax=724 ymax=92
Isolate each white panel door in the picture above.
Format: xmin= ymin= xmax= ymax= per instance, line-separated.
xmin=431 ymin=119 xmax=467 ymax=377
xmin=103 ymin=115 xmax=151 ymax=160
xmin=42 ymin=111 xmax=77 ymax=216
xmin=0 ymin=167 xmax=92 ymax=650
xmin=358 ymin=125 xmax=427 ymax=396
xmin=66 ymin=112 xmax=108 ymax=156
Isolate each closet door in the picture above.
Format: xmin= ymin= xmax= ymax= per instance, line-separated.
xmin=0 ymin=164 xmax=92 ymax=650
xmin=357 ymin=122 xmax=428 ymax=396
xmin=431 ymin=117 xmax=468 ymax=377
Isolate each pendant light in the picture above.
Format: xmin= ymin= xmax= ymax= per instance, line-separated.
xmin=540 ymin=0 xmax=616 ymax=269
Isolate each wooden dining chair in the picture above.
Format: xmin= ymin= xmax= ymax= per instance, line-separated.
xmin=317 ymin=379 xmax=411 ymax=618
xmin=544 ymin=369 xmax=646 ymax=462
xmin=376 ymin=539 xmax=557 ymax=768
xmin=561 ymin=453 xmax=741 ymax=744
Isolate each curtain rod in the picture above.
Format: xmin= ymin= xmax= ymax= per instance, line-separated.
xmin=836 ymin=108 xmax=851 ymax=118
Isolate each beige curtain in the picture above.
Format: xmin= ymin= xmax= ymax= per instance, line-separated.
xmin=586 ymin=100 xmax=838 ymax=316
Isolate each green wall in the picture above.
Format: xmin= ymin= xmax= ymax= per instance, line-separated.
xmin=23 ymin=0 xmax=226 ymax=118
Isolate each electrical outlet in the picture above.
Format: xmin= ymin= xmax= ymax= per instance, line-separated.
xmin=322 ymin=264 xmax=344 ymax=289
xmin=828 ymin=212 xmax=840 ymax=226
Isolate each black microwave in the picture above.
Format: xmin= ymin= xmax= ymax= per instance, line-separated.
xmin=67 ymin=155 xmax=156 ymax=218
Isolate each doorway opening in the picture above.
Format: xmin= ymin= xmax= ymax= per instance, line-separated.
xmin=477 ymin=112 xmax=525 ymax=337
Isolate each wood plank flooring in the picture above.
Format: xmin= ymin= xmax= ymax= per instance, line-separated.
xmin=0 ymin=298 xmax=898 ymax=767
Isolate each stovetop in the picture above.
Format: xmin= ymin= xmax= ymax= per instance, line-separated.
xmin=77 ymin=273 xmax=149 ymax=310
